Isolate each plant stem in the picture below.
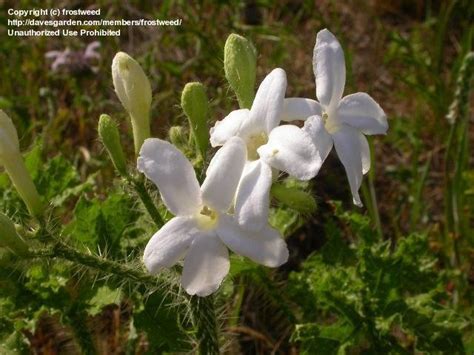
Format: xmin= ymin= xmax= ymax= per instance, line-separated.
xmin=130 ymin=114 xmax=151 ymax=156
xmin=31 ymin=241 xmax=163 ymax=289
xmin=190 ymin=295 xmax=220 ymax=355
xmin=362 ymin=139 xmax=383 ymax=240
xmin=230 ymin=279 xmax=245 ymax=327
xmin=31 ymin=236 xmax=220 ymax=353
xmin=444 ymin=52 xmax=474 ymax=272
xmin=129 ymin=176 xmax=165 ymax=228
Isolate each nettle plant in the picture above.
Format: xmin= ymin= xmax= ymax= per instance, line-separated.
xmin=0 ymin=30 xmax=468 ymax=353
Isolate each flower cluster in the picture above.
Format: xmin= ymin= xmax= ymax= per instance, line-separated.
xmin=0 ymin=29 xmax=387 ymax=298
xmin=126 ymin=29 xmax=387 ymax=296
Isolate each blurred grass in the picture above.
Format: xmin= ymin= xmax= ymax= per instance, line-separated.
xmin=0 ymin=0 xmax=473 ymax=351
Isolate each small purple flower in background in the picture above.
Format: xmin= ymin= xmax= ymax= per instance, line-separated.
xmin=45 ymin=41 xmax=101 ymax=74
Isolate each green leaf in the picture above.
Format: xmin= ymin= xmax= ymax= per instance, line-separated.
xmin=50 ymin=172 xmax=96 ymax=207
xmin=87 ymin=286 xmax=122 ymax=315
xmin=65 ymin=192 xmax=138 ymax=255
xmin=35 ymin=154 xmax=80 ymax=201
xmin=269 ymin=206 xmax=303 ymax=237
xmin=65 ymin=195 xmax=102 ymax=246
xmin=292 ymin=321 xmax=355 ymax=355
xmin=134 ymin=291 xmax=191 ymax=352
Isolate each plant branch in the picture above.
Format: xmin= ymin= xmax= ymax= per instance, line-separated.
xmin=30 ymin=241 xmax=164 ymax=290
xmin=128 ymin=176 xmax=165 ymax=228
xmin=190 ymin=295 xmax=220 ymax=355
xmin=29 ymin=232 xmax=220 ymax=353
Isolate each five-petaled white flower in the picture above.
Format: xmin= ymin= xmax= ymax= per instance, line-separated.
xmin=210 ymin=68 xmax=320 ymax=232
xmin=282 ymin=29 xmax=388 ymax=206
xmin=138 ymin=136 xmax=288 ymax=297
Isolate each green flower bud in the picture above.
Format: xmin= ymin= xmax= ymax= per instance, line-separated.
xmin=0 ymin=110 xmax=42 ymax=217
xmin=0 ymin=213 xmax=28 ymax=255
xmin=181 ymin=82 xmax=209 ymax=159
xmin=168 ymin=125 xmax=188 ymax=148
xmin=271 ymin=183 xmax=317 ymax=214
xmin=112 ymin=52 xmax=152 ymax=154
xmin=98 ymin=114 xmax=128 ymax=176
xmin=224 ymin=34 xmax=257 ymax=109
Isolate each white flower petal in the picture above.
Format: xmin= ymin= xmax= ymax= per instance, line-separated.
xmin=217 ymin=215 xmax=288 ymax=267
xmin=257 ymin=125 xmax=320 ymax=180
xmin=337 ymin=93 xmax=388 ymax=135
xmin=137 ymin=138 xmax=201 ymax=216
xmin=181 ymin=232 xmax=229 ymax=297
xmin=303 ymin=115 xmax=334 ymax=164
xmin=243 ymin=68 xmax=287 ymax=136
xmin=235 ymin=160 xmax=272 ymax=232
xmin=281 ymin=98 xmax=322 ymax=121
xmin=209 ymin=109 xmax=249 ymax=147
xmin=360 ymin=134 xmax=371 ymax=174
xmin=143 ymin=217 xmax=199 ymax=274
xmin=332 ymin=126 xmax=364 ymax=206
xmin=201 ymin=137 xmax=247 ymax=212
xmin=313 ymin=29 xmax=346 ymax=110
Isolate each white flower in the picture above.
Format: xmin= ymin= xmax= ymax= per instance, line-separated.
xmin=210 ymin=68 xmax=320 ymax=231
xmin=281 ymin=29 xmax=388 ymax=206
xmin=137 ymin=137 xmax=288 ymax=297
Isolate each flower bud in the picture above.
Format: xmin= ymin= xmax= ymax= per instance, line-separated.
xmin=98 ymin=114 xmax=128 ymax=176
xmin=224 ymin=34 xmax=257 ymax=109
xmin=271 ymin=183 xmax=317 ymax=214
xmin=112 ymin=52 xmax=152 ymax=154
xmin=0 ymin=213 xmax=28 ymax=255
xmin=0 ymin=110 xmax=42 ymax=217
xmin=168 ymin=125 xmax=188 ymax=148
xmin=0 ymin=110 xmax=20 ymax=157
xmin=181 ymin=82 xmax=209 ymax=158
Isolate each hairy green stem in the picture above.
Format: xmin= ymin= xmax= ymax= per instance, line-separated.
xmin=230 ymin=279 xmax=245 ymax=327
xmin=30 ymin=182 xmax=220 ymax=353
xmin=129 ymin=176 xmax=165 ymax=228
xmin=31 ymin=241 xmax=163 ymax=289
xmin=31 ymin=229 xmax=220 ymax=353
xmin=190 ymin=295 xmax=220 ymax=355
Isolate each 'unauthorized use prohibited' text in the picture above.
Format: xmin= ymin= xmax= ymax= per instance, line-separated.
xmin=7 ymin=8 xmax=182 ymax=37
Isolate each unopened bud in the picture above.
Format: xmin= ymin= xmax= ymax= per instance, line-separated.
xmin=0 ymin=213 xmax=28 ymax=255
xmin=271 ymin=183 xmax=317 ymax=214
xmin=98 ymin=114 xmax=127 ymax=176
xmin=0 ymin=110 xmax=20 ymax=157
xmin=181 ymin=82 xmax=209 ymax=158
xmin=112 ymin=52 xmax=152 ymax=154
xmin=168 ymin=125 xmax=188 ymax=148
xmin=0 ymin=111 xmax=42 ymax=217
xmin=224 ymin=34 xmax=257 ymax=109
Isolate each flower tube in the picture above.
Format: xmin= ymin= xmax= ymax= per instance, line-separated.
xmin=0 ymin=110 xmax=42 ymax=217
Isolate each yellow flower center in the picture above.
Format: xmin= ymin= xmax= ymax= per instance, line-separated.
xmin=246 ymin=132 xmax=268 ymax=160
xmin=322 ymin=111 xmax=339 ymax=134
xmin=195 ymin=206 xmax=219 ymax=230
